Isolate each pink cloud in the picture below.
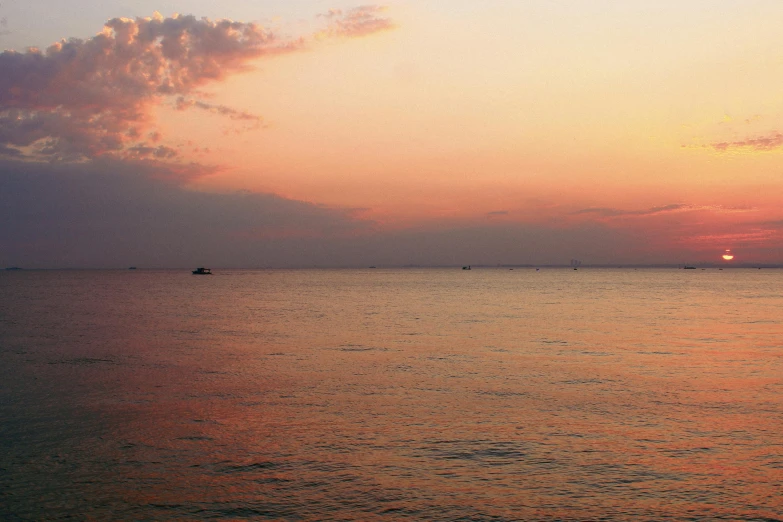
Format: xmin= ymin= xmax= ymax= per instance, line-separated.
xmin=711 ymin=132 xmax=783 ymax=152
xmin=0 ymin=7 xmax=398 ymax=180
xmin=317 ymin=5 xmax=395 ymax=39
xmin=0 ymin=13 xmax=294 ymax=162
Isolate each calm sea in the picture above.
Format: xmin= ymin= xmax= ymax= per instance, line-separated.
xmin=0 ymin=268 xmax=781 ymax=520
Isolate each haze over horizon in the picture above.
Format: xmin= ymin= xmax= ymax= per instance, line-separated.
xmin=2 ymin=1 xmax=783 ymax=268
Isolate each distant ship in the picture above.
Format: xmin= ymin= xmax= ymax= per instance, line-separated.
xmin=462 ymin=265 xmax=471 ymax=270
xmin=128 ymin=266 xmax=137 ymax=270
xmin=192 ymin=267 xmax=212 ymax=275
xmin=684 ymin=266 xmax=696 ymax=269
xmin=5 ymin=267 xmax=22 ymax=271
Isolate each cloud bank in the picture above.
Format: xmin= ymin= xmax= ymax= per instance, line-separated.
xmin=3 ymin=158 xmax=781 ymax=267
xmin=0 ymin=159 xmax=371 ymax=268
xmin=0 ymin=159 xmax=652 ymax=268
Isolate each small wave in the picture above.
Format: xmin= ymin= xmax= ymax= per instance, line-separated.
xmin=334 ymin=344 xmax=389 ymax=352
xmin=416 ymin=440 xmax=528 ymax=465
xmin=389 ymin=364 xmax=414 ymax=372
xmin=213 ymin=461 xmax=280 ymax=473
xmin=49 ymin=357 xmax=115 ymax=365
xmin=477 ymin=390 xmax=529 ymax=397
xmin=558 ymin=379 xmax=606 ymax=385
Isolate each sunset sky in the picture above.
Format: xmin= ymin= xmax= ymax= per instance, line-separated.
xmin=2 ymin=0 xmax=783 ymax=267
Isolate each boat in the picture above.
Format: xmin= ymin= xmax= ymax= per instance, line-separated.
xmin=684 ymin=266 xmax=696 ymax=269
xmin=192 ymin=267 xmax=212 ymax=275
xmin=462 ymin=265 xmax=471 ymax=270
xmin=5 ymin=267 xmax=22 ymax=271
xmin=128 ymin=266 xmax=137 ymax=270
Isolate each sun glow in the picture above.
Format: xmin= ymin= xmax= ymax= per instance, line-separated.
xmin=722 ymin=249 xmax=734 ymax=261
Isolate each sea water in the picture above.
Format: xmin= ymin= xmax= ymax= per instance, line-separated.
xmin=0 ymin=268 xmax=781 ymax=520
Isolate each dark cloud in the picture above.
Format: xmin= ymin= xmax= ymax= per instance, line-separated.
xmin=360 ymin=223 xmax=641 ymax=267
xmin=318 ymin=6 xmax=395 ymax=38
xmin=712 ymin=132 xmax=783 ymax=152
xmin=0 ymin=158 xmax=369 ymax=268
xmin=7 ymin=157 xmax=777 ymax=267
xmin=125 ymin=144 xmax=179 ymax=159
xmin=0 ymin=13 xmax=293 ymax=162
xmin=0 ymin=158 xmax=654 ymax=268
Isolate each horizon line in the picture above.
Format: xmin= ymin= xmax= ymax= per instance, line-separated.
xmin=4 ymin=263 xmax=782 ymax=271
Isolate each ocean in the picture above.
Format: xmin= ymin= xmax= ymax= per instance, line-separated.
xmin=1 ymin=268 xmax=781 ymax=520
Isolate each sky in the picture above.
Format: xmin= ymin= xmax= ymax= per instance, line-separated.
xmin=2 ymin=0 xmax=783 ymax=267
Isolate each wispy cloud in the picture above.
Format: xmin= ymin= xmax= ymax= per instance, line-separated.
xmin=572 ymin=204 xmax=687 ymax=217
xmin=573 ymin=204 xmax=756 ymax=219
xmin=174 ymin=96 xmax=263 ymax=129
xmin=486 ymin=210 xmax=509 ymax=218
xmin=681 ymin=230 xmax=778 ymax=245
xmin=317 ymin=5 xmax=395 ymax=39
xmin=0 ymin=13 xmax=294 ymax=163
xmin=711 ymin=132 xmax=783 ymax=152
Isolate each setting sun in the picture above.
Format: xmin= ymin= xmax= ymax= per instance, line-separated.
xmin=722 ymin=249 xmax=735 ymax=261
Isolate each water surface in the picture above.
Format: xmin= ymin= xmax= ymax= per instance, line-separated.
xmin=1 ymin=268 xmax=781 ymax=520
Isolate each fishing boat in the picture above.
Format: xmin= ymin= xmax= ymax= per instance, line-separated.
xmin=192 ymin=267 xmax=212 ymax=275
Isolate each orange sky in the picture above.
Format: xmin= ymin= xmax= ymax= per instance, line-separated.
xmin=176 ymin=3 xmax=783 ymax=218
xmin=2 ymin=1 xmax=783 ymax=266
